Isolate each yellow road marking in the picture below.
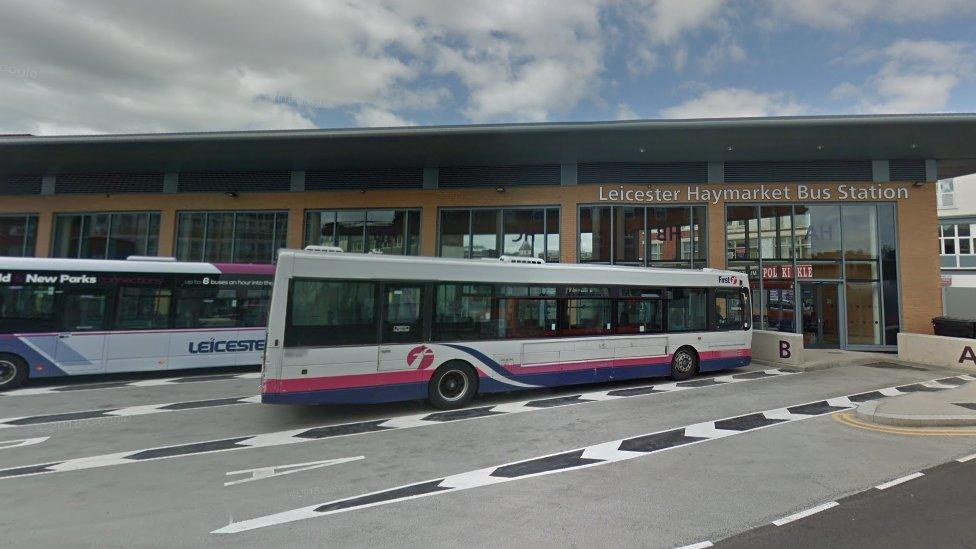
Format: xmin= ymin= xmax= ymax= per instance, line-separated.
xmin=833 ymin=411 xmax=976 ymax=436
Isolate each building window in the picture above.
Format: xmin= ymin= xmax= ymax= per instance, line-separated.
xmin=578 ymin=205 xmax=705 ymax=268
xmin=725 ymin=203 xmax=899 ymax=347
xmin=305 ymin=209 xmax=420 ymax=255
xmin=940 ymin=222 xmax=976 ymax=269
xmin=938 ymin=179 xmax=955 ymax=208
xmin=438 ymin=207 xmax=559 ymax=262
xmin=176 ymin=211 xmax=287 ymax=263
xmin=52 ymin=212 xmax=160 ymax=259
xmin=0 ymin=214 xmax=38 ymax=257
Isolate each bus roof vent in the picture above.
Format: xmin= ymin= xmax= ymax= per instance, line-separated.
xmin=497 ymin=255 xmax=545 ymax=264
xmin=127 ymin=256 xmax=176 ymax=262
xmin=304 ymin=245 xmax=344 ymax=253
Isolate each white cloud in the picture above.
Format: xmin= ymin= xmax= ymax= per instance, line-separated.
xmin=352 ymin=106 xmax=415 ymax=128
xmin=619 ymin=0 xmax=741 ymax=74
xmin=763 ymin=0 xmax=976 ymax=28
xmin=841 ymin=39 xmax=974 ymax=113
xmin=660 ymin=88 xmax=806 ymax=119
xmin=0 ymin=0 xmax=612 ymax=133
xmin=616 ymin=102 xmax=640 ymax=120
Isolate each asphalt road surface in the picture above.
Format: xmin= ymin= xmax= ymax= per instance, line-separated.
xmin=1 ymin=361 xmax=974 ymax=548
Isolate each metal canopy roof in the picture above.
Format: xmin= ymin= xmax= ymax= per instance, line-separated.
xmin=2 ymin=113 xmax=976 ymax=178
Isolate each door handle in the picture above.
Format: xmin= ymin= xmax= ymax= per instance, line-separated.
xmin=380 ymin=348 xmax=392 ymax=354
xmin=58 ymin=333 xmax=70 ymax=339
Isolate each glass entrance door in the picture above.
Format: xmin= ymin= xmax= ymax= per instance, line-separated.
xmin=799 ymin=282 xmax=841 ymax=349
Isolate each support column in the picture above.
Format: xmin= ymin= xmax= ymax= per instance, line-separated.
xmin=157 ymin=207 xmax=177 ymax=257
xmin=420 ymin=200 xmax=438 ymax=257
xmin=34 ymin=210 xmax=53 ymax=257
xmin=707 ymin=201 xmax=726 ymax=269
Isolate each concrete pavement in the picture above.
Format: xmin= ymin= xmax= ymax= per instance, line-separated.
xmin=0 ymin=362 xmax=974 ymax=547
xmin=855 ymin=376 xmax=976 ymax=427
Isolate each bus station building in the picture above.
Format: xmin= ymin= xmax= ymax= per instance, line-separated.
xmin=2 ymin=114 xmax=976 ymax=352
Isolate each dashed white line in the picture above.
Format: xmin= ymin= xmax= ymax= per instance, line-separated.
xmin=956 ymin=453 xmax=976 ymax=463
xmin=875 ymin=472 xmax=925 ymax=490
xmin=674 ymin=542 xmax=713 ymax=549
xmin=771 ymin=501 xmax=839 ymax=526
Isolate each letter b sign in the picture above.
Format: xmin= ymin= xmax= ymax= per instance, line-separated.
xmin=779 ymin=340 xmax=791 ymax=359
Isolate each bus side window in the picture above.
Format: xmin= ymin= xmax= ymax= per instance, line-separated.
xmin=60 ymin=288 xmax=110 ymax=332
xmin=715 ymin=288 xmax=745 ymax=331
xmin=0 ymin=284 xmax=56 ymax=332
xmin=238 ymin=288 xmax=271 ymax=327
xmin=667 ymin=288 xmax=707 ymax=332
xmin=285 ymin=279 xmax=377 ymax=347
xmin=115 ymin=286 xmax=172 ymax=330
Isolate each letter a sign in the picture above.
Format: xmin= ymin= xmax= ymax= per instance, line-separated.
xmin=960 ymin=346 xmax=976 ymax=365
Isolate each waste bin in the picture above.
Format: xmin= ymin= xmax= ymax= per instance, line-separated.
xmin=932 ymin=317 xmax=976 ymax=339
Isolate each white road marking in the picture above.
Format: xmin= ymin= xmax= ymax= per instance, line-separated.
xmin=771 ymin=501 xmax=839 ymax=526
xmin=1 ymin=371 xmax=261 ymax=397
xmin=224 ymin=457 xmax=364 ymax=487
xmin=0 ymin=368 xmax=800 ymax=481
xmin=0 ymin=395 xmax=257 ymax=428
xmin=0 ymin=437 xmax=49 ymax=450
xmin=874 ymin=472 xmax=924 ymax=490
xmin=213 ymin=375 xmax=971 ymax=535
xmin=674 ymin=542 xmax=713 ymax=549
xmin=956 ymin=453 xmax=976 ymax=463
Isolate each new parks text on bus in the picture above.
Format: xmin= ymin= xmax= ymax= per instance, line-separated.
xmin=262 ymin=250 xmax=752 ymax=409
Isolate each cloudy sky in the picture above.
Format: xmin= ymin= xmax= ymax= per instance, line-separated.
xmin=0 ymin=0 xmax=974 ymax=135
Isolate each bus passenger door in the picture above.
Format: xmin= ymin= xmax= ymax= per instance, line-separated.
xmin=55 ymin=288 xmax=109 ymax=374
xmin=378 ymin=284 xmax=426 ymax=371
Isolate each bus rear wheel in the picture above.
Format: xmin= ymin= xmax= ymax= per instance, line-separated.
xmin=428 ymin=362 xmax=478 ymax=410
xmin=0 ymin=353 xmax=28 ymax=391
xmin=669 ymin=347 xmax=698 ymax=381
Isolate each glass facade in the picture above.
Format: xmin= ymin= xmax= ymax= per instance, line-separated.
xmin=439 ymin=207 xmax=559 ymax=261
xmin=0 ymin=214 xmax=38 ymax=257
xmin=305 ymin=209 xmax=420 ymax=255
xmin=726 ymin=203 xmax=899 ymax=348
xmin=579 ymin=205 xmax=706 ymax=267
xmin=52 ymin=212 xmax=160 ymax=259
xmin=176 ymin=211 xmax=287 ymax=263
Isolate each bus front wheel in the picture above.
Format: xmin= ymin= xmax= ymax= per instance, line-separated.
xmin=669 ymin=347 xmax=699 ymax=381
xmin=0 ymin=353 xmax=28 ymax=391
xmin=428 ymin=361 xmax=478 ymax=410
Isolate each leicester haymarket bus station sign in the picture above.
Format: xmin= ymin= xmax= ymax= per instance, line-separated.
xmin=597 ymin=183 xmax=910 ymax=204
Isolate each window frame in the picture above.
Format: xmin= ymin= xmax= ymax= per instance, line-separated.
xmin=176 ymin=210 xmax=288 ymax=264
xmin=303 ymin=208 xmax=421 ymax=255
xmin=52 ymin=211 xmax=161 ymax=260
xmin=577 ymin=204 xmax=706 ymax=268
xmin=0 ymin=213 xmax=39 ymax=257
xmin=437 ymin=206 xmax=560 ymax=262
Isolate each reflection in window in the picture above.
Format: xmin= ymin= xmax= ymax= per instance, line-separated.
xmin=176 ymin=211 xmax=287 ymax=264
xmin=563 ymin=299 xmax=611 ymax=336
xmin=0 ymin=214 xmax=38 ymax=257
xmin=616 ymin=298 xmax=663 ymax=333
xmin=724 ymin=203 xmax=899 ymax=347
xmin=667 ymin=288 xmax=707 ymax=331
xmin=115 ymin=286 xmax=172 ymax=329
xmin=433 ymin=284 xmax=495 ymax=341
xmin=581 ymin=205 xmax=705 ymax=267
xmin=439 ymin=208 xmax=559 ymax=261
xmin=285 ymin=280 xmax=377 ymax=347
xmin=795 ymin=205 xmax=841 ymax=260
xmin=305 ymin=209 xmax=420 ymax=255
xmin=53 ymin=212 xmax=160 ymax=260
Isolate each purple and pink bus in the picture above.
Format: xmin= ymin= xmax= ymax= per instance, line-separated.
xmin=0 ymin=256 xmax=274 ymax=390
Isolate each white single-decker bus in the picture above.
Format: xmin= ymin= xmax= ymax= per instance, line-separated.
xmin=262 ymin=250 xmax=752 ymax=408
